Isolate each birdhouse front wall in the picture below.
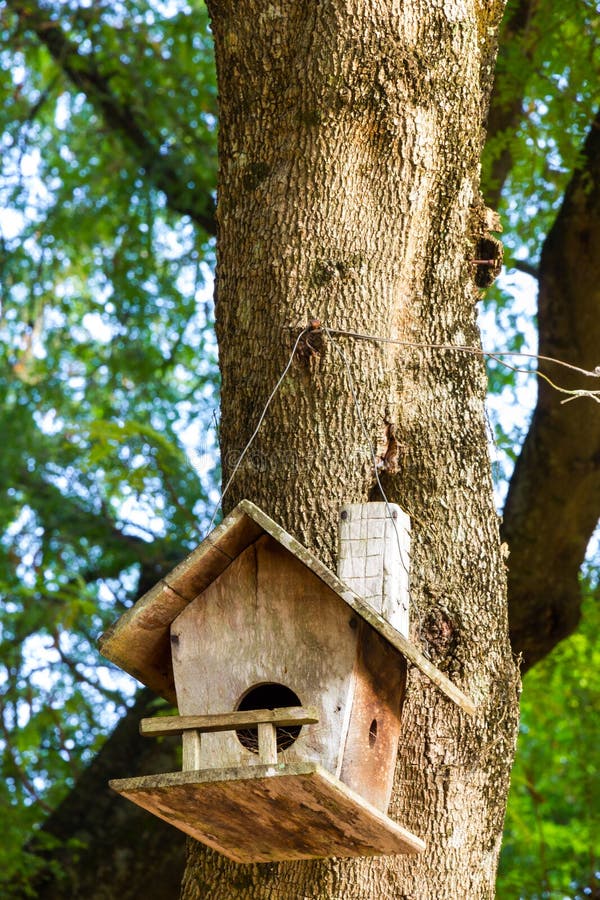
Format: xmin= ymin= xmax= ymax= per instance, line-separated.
xmin=170 ymin=534 xmax=359 ymax=774
xmin=340 ymin=623 xmax=407 ymax=811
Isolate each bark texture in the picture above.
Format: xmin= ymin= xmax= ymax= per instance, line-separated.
xmin=182 ymin=1 xmax=519 ymax=897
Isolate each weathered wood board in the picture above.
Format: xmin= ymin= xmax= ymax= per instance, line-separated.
xmin=140 ymin=706 xmax=319 ymax=737
xmin=339 ymin=623 xmax=406 ymax=811
xmin=109 ymin=763 xmax=425 ymax=862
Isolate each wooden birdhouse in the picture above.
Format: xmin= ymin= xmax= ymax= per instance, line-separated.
xmin=100 ymin=500 xmax=475 ymax=863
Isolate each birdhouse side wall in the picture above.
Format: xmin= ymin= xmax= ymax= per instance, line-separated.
xmin=338 ymin=623 xmax=407 ymax=812
xmin=170 ymin=535 xmax=359 ymax=773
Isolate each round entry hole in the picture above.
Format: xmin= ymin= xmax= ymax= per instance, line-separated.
xmin=369 ymin=718 xmax=378 ymax=747
xmin=235 ymin=683 xmax=302 ymax=754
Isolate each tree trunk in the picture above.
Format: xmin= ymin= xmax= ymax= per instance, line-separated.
xmin=181 ymin=1 xmax=519 ymax=898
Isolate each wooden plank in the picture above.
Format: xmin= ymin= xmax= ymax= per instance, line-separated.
xmin=98 ymin=580 xmax=187 ymax=704
xmin=164 ymin=506 xmax=263 ymax=601
xmin=207 ymin=508 xmax=265 ymax=562
xmin=170 ymin=536 xmax=358 ymax=773
xmin=339 ymin=623 xmax=406 ymax=811
xmin=98 ymin=504 xmax=262 ymax=697
xmin=109 ymin=763 xmax=426 ymax=862
xmin=140 ymin=706 xmax=319 ymax=738
xmin=163 ymin=542 xmax=232 ymax=602
xmin=257 ymin=723 xmax=278 ymax=764
xmin=182 ymin=731 xmax=202 ymax=771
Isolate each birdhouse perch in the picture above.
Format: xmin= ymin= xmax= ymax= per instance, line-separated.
xmin=100 ymin=500 xmax=475 ymax=863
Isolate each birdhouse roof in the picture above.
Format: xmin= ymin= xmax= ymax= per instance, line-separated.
xmin=99 ymin=500 xmax=475 ymax=715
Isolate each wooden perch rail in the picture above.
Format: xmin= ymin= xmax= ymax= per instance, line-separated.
xmin=140 ymin=706 xmax=319 ymax=736
xmin=140 ymin=706 xmax=319 ymax=767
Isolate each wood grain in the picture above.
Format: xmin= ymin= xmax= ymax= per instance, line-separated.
xmin=109 ymin=763 xmax=425 ymax=862
xmin=140 ymin=707 xmax=319 ymax=737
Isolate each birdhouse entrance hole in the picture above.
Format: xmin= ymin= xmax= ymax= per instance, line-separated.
xmin=236 ymin=683 xmax=302 ymax=754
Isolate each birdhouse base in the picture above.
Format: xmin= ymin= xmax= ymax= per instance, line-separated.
xmin=109 ymin=762 xmax=425 ymax=863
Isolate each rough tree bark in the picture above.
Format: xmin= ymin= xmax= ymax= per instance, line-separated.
xmin=180 ymin=1 xmax=520 ymax=898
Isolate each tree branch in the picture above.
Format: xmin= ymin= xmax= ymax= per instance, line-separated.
xmin=7 ymin=0 xmax=216 ymax=235
xmin=502 ymin=107 xmax=600 ymax=670
xmin=510 ymin=258 xmax=539 ymax=279
xmin=482 ymin=0 xmax=540 ymax=206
